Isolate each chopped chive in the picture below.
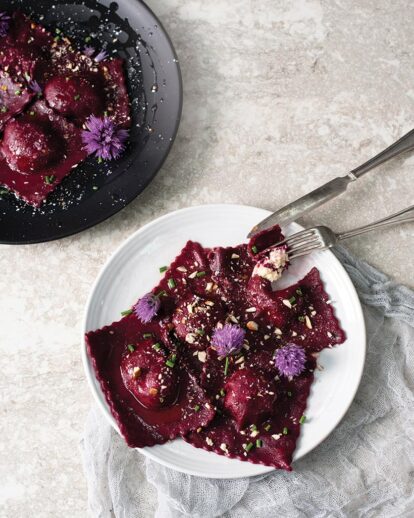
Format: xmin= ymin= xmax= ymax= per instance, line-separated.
xmin=53 ymin=35 xmax=60 ymax=41
xmin=0 ymin=188 xmax=8 ymax=195
xmin=298 ymin=316 xmax=305 ymax=322
xmin=194 ymin=404 xmax=200 ymax=412
xmin=103 ymin=111 xmax=108 ymax=117
xmin=219 ymin=388 xmax=225 ymax=397
xmin=296 ymin=288 xmax=303 ymax=296
xmin=167 ymin=278 xmax=176 ymax=289
xmin=250 ymin=424 xmax=257 ymax=431
xmin=264 ymin=424 xmax=271 ymax=431
xmin=283 ymin=427 xmax=288 ymax=435
xmin=196 ymin=271 xmax=206 ymax=278
xmin=159 ymin=265 xmax=167 ymax=273
xmin=121 ymin=309 xmax=133 ymax=316
xmin=152 ymin=343 xmax=161 ymax=351
xmin=256 ymin=439 xmax=263 ymax=448
xmin=251 ymin=245 xmax=258 ymax=254
xmin=224 ymin=356 xmax=229 ymax=376
xmin=74 ymin=94 xmax=80 ymax=101
xmin=196 ymin=328 xmax=205 ymax=336
xmin=171 ymin=354 xmax=177 ymax=361
xmin=85 ymin=36 xmax=92 ymax=42
xmin=55 ymin=28 xmax=61 ymax=34
xmin=157 ymin=290 xmax=167 ymax=297
xmin=299 ymin=415 xmax=306 ymax=424
xmin=44 ymin=175 xmax=56 ymax=185
xmin=287 ymin=391 xmax=292 ymax=397
xmin=165 ymin=359 xmax=175 ymax=368
xmin=127 ymin=344 xmax=135 ymax=353
xmin=0 ymin=106 xmax=7 ymax=112
xmin=244 ymin=442 xmax=254 ymax=452
xmin=143 ymin=333 xmax=152 ymax=339
xmin=97 ymin=156 xmax=103 ymax=164
xmin=14 ymin=90 xmax=21 ymax=95
xmin=289 ymin=296 xmax=296 ymax=305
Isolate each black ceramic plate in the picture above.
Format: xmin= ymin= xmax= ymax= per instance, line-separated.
xmin=0 ymin=0 xmax=182 ymax=244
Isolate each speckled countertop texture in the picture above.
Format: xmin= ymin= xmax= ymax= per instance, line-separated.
xmin=1 ymin=0 xmax=413 ymax=516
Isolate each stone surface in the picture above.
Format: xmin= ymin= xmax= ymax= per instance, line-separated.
xmin=1 ymin=0 xmax=413 ymax=516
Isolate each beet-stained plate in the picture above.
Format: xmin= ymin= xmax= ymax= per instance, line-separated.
xmin=0 ymin=0 xmax=182 ymax=244
xmin=82 ymin=204 xmax=366 ymax=479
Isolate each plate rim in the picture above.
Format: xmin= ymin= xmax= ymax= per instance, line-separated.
xmin=1 ymin=0 xmax=183 ymax=245
xmin=81 ymin=203 xmax=366 ymax=478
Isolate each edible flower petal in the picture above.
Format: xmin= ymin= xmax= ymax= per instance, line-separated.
xmin=274 ymin=344 xmax=306 ymax=377
xmin=81 ymin=115 xmax=129 ymax=160
xmin=94 ymin=50 xmax=108 ymax=62
xmin=211 ymin=324 xmax=245 ymax=356
xmin=83 ymin=45 xmax=95 ymax=57
xmin=134 ymin=293 xmax=160 ymax=323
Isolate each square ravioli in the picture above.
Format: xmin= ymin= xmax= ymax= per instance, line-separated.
xmin=0 ymin=100 xmax=86 ymax=206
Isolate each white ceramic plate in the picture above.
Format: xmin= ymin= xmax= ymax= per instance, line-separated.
xmin=82 ymin=204 xmax=366 ymax=478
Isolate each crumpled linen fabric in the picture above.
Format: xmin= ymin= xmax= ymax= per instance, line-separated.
xmin=80 ymin=246 xmax=414 ymax=517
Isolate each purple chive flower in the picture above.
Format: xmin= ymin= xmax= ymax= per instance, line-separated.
xmin=134 ymin=293 xmax=161 ymax=323
xmin=28 ymin=80 xmax=42 ymax=94
xmin=274 ymin=344 xmax=306 ymax=377
xmin=83 ymin=45 xmax=95 ymax=57
xmin=82 ymin=115 xmax=129 ymax=160
xmin=211 ymin=324 xmax=245 ymax=357
xmin=0 ymin=12 xmax=10 ymax=38
xmin=94 ymin=49 xmax=108 ymax=63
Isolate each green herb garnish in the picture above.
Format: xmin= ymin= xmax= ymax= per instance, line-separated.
xmin=127 ymin=344 xmax=135 ymax=353
xmin=97 ymin=156 xmax=103 ymax=164
xmin=194 ymin=404 xmax=200 ymax=412
xmin=289 ymin=296 xmax=296 ymax=305
xmin=287 ymin=391 xmax=292 ymax=397
xmin=44 ymin=175 xmax=56 ymax=185
xmin=224 ymin=356 xmax=229 ymax=376
xmin=256 ymin=439 xmax=263 ymax=448
xmin=121 ymin=309 xmax=133 ymax=316
xmin=264 ymin=424 xmax=271 ymax=431
xmin=157 ymin=290 xmax=167 ymax=297
xmin=165 ymin=359 xmax=175 ymax=368
xmin=250 ymin=424 xmax=257 ymax=431
xmin=74 ymin=94 xmax=80 ymax=101
xmin=152 ymin=343 xmax=161 ymax=351
xmin=251 ymin=245 xmax=258 ymax=254
xmin=283 ymin=427 xmax=288 ymax=435
xmin=143 ymin=333 xmax=153 ymax=339
xmin=244 ymin=442 xmax=254 ymax=452
xmin=196 ymin=328 xmax=205 ymax=336
xmin=296 ymin=288 xmax=303 ymax=296
xmin=196 ymin=271 xmax=206 ymax=278
xmin=167 ymin=278 xmax=176 ymax=289
xmin=159 ymin=266 xmax=167 ymax=273
xmin=14 ymin=90 xmax=21 ymax=96
xmin=85 ymin=36 xmax=92 ymax=43
xmin=0 ymin=106 xmax=7 ymax=113
xmin=219 ymin=388 xmax=225 ymax=397
xmin=299 ymin=415 xmax=306 ymax=424
xmin=298 ymin=316 xmax=305 ymax=322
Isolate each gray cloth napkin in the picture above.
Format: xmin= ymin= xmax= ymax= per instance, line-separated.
xmin=80 ymin=246 xmax=414 ymax=517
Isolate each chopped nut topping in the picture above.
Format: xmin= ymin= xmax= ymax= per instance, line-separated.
xmin=305 ymin=315 xmax=312 ymax=329
xmin=205 ymin=300 xmax=215 ymax=306
xmin=206 ymin=282 xmax=213 ymax=291
xmin=231 ymin=253 xmax=240 ymax=259
xmin=188 ymin=271 xmax=197 ymax=279
xmin=185 ymin=333 xmax=196 ymax=344
xmin=274 ymin=328 xmax=282 ymax=335
xmin=206 ymin=437 xmax=213 ymax=446
xmin=132 ymin=366 xmax=141 ymax=379
xmin=197 ymin=351 xmax=207 ymax=363
xmin=220 ymin=443 xmax=228 ymax=452
xmin=250 ymin=429 xmax=259 ymax=438
xmin=235 ymin=356 xmax=245 ymax=364
xmin=247 ymin=321 xmax=258 ymax=331
xmin=246 ymin=307 xmax=256 ymax=313
xmin=282 ymin=299 xmax=292 ymax=309
xmin=149 ymin=387 xmax=158 ymax=396
xmin=272 ymin=433 xmax=281 ymax=440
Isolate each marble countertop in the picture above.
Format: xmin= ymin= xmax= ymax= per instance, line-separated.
xmin=1 ymin=0 xmax=413 ymax=515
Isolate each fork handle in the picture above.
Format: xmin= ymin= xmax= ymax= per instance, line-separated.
xmin=337 ymin=205 xmax=414 ymax=241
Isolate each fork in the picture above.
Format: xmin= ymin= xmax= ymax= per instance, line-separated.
xmin=272 ymin=205 xmax=414 ymax=260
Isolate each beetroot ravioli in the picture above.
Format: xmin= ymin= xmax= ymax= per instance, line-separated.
xmin=0 ymin=11 xmax=131 ymax=206
xmin=86 ymin=225 xmax=346 ymax=470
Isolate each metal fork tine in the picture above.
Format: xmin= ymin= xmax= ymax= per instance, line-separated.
xmin=287 ymin=236 xmax=320 ymax=251
xmin=273 ymin=229 xmax=315 ymax=248
xmin=289 ymin=243 xmax=324 ymax=260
